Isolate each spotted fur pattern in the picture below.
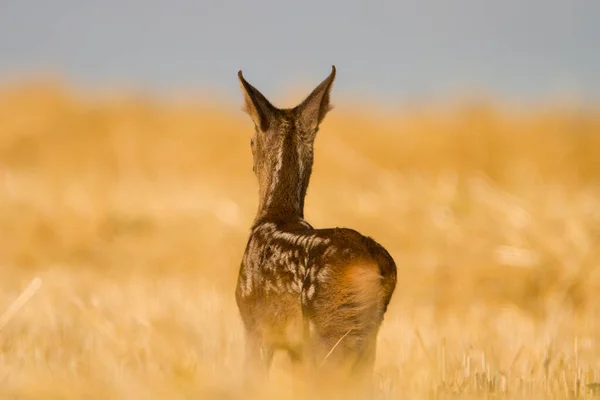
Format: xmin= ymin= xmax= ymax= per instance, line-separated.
xmin=235 ymin=66 xmax=397 ymax=390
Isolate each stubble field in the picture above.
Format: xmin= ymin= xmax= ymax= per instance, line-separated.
xmin=1 ymin=81 xmax=600 ymax=399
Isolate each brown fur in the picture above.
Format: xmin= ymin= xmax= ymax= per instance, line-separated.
xmin=234 ymin=66 xmax=397 ymax=395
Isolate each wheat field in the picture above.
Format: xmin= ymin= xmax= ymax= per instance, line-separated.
xmin=0 ymin=81 xmax=599 ymax=399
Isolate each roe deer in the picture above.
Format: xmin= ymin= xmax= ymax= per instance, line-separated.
xmin=235 ymin=66 xmax=397 ymax=394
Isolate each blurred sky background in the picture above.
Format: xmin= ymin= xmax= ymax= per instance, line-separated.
xmin=0 ymin=0 xmax=598 ymax=105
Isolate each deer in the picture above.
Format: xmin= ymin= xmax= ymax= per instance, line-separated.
xmin=235 ymin=65 xmax=397 ymax=396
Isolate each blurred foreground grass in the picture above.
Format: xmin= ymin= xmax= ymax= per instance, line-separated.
xmin=1 ymin=82 xmax=600 ymax=399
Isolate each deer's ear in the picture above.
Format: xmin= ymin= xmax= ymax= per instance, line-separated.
xmin=297 ymin=65 xmax=336 ymax=132
xmin=238 ymin=71 xmax=277 ymax=132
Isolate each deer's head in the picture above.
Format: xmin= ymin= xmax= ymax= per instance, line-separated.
xmin=238 ymin=66 xmax=336 ymax=219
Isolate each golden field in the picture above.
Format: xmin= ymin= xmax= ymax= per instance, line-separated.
xmin=0 ymin=81 xmax=600 ymax=399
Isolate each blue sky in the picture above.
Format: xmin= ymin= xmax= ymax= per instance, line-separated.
xmin=1 ymin=0 xmax=598 ymax=104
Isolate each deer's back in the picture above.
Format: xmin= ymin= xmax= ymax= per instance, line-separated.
xmin=235 ymin=221 xmax=396 ymax=350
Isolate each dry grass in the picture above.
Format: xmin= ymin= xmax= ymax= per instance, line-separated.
xmin=1 ymin=81 xmax=600 ymax=399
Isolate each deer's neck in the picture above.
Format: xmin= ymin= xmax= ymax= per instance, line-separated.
xmin=255 ymin=134 xmax=312 ymax=225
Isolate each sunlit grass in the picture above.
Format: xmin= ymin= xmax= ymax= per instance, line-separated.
xmin=0 ymin=82 xmax=599 ymax=398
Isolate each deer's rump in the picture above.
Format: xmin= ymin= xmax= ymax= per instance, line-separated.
xmin=300 ymin=228 xmax=397 ymax=368
xmin=235 ymin=225 xmax=397 ymax=373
